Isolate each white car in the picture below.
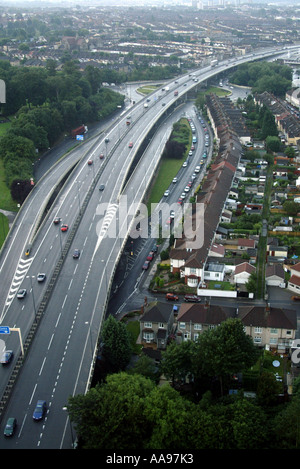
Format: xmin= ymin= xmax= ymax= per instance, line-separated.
xmin=195 ymin=166 xmax=200 ymax=173
xmin=183 ymin=161 xmax=188 ymax=167
xmin=164 ymin=190 xmax=170 ymax=197
xmin=172 ymin=177 xmax=177 ymax=183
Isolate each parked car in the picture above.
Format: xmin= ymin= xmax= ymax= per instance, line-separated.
xmin=33 ymin=400 xmax=47 ymax=421
xmin=4 ymin=417 xmax=17 ymax=437
xmin=166 ymin=293 xmax=179 ymax=301
xmin=142 ymin=261 xmax=150 ymax=270
xmin=184 ymin=294 xmax=201 ymax=302
xmin=147 ymin=252 xmax=154 ymax=261
xmin=292 ymin=296 xmax=300 ymax=301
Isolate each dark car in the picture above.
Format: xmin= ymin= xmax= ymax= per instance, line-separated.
xmin=61 ymin=224 xmax=68 ymax=232
xmin=37 ymin=273 xmax=46 ymax=283
xmin=73 ymin=249 xmax=80 ymax=259
xmin=166 ymin=293 xmax=179 ymax=301
xmin=99 ymin=184 xmax=105 ymax=191
xmin=0 ymin=350 xmax=13 ymax=365
xmin=152 ymin=244 xmax=158 ymax=253
xmin=17 ymin=289 xmax=27 ymax=299
xmin=292 ymin=296 xmax=300 ymax=301
xmin=4 ymin=417 xmax=16 ymax=437
xmin=53 ymin=217 xmax=61 ymax=225
xmin=184 ymin=294 xmax=201 ymax=303
xmin=33 ymin=400 xmax=47 ymax=421
xmin=105 ymin=137 xmax=109 ymax=143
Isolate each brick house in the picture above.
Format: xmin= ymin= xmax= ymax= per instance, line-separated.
xmin=139 ymin=302 xmax=175 ymax=350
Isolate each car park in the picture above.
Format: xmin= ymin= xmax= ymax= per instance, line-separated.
xmin=4 ymin=417 xmax=17 ymax=437
xmin=166 ymin=293 xmax=179 ymax=301
xmin=73 ymin=249 xmax=80 ymax=259
xmin=99 ymin=184 xmax=105 ymax=191
xmin=33 ymin=400 xmax=47 ymax=421
xmin=0 ymin=350 xmax=13 ymax=365
xmin=142 ymin=261 xmax=150 ymax=270
xmin=17 ymin=289 xmax=27 ymax=299
xmin=37 ymin=273 xmax=46 ymax=282
xmin=61 ymin=224 xmax=68 ymax=232
xmin=164 ymin=190 xmax=170 ymax=197
xmin=184 ymin=294 xmax=201 ymax=302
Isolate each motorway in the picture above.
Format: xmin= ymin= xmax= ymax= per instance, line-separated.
xmin=0 ymin=45 xmax=299 ymax=449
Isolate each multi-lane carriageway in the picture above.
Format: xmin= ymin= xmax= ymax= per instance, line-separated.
xmin=0 ymin=45 xmax=298 ymax=448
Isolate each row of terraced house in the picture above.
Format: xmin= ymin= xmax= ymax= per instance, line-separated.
xmin=139 ymin=92 xmax=297 ymax=358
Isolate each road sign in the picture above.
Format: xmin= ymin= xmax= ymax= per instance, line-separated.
xmin=76 ymin=134 xmax=84 ymax=141
xmin=0 ymin=326 xmax=10 ymax=334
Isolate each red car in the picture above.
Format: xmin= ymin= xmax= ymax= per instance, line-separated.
xmin=99 ymin=154 xmax=104 ymax=159
xmin=147 ymin=252 xmax=154 ymax=261
xmin=166 ymin=293 xmax=179 ymax=301
xmin=129 ymin=142 xmax=133 ymax=148
xmin=61 ymin=224 xmax=68 ymax=232
xmin=88 ymin=159 xmax=93 ymax=165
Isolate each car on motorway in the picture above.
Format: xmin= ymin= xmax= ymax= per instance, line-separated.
xmin=105 ymin=138 xmax=109 ymax=143
xmin=184 ymin=294 xmax=201 ymax=302
xmin=17 ymin=289 xmax=27 ymax=299
xmin=99 ymin=153 xmax=104 ymax=159
xmin=61 ymin=224 xmax=68 ymax=232
xmin=99 ymin=184 xmax=105 ymax=191
xmin=0 ymin=350 xmax=13 ymax=365
xmin=129 ymin=142 xmax=133 ymax=148
xmin=166 ymin=293 xmax=179 ymax=301
xmin=73 ymin=249 xmax=80 ymax=259
xmin=172 ymin=177 xmax=177 ymax=183
xmin=33 ymin=400 xmax=47 ymax=421
xmin=4 ymin=417 xmax=17 ymax=437
xmin=87 ymin=159 xmax=93 ymax=165
xmin=164 ymin=189 xmax=170 ymax=197
xmin=162 ymin=102 xmax=166 ymax=106
xmin=37 ymin=273 xmax=46 ymax=283
xmin=53 ymin=217 xmax=61 ymax=225
xmin=142 ymin=260 xmax=150 ymax=270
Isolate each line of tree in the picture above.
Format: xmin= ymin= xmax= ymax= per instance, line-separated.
xmin=0 ymin=60 xmax=125 ymax=201
xmin=230 ymin=60 xmax=292 ymax=97
xmin=66 ymin=316 xmax=300 ymax=449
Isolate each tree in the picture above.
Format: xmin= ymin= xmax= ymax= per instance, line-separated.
xmin=283 ymin=200 xmax=300 ymax=216
xmin=194 ymin=318 xmax=259 ymax=396
xmin=159 ymin=340 xmax=196 ymax=386
xmin=67 ymin=373 xmax=155 ymax=449
xmin=101 ymin=315 xmax=132 ymax=372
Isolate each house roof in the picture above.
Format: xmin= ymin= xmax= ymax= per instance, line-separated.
xmin=238 ymin=238 xmax=255 ymax=248
xmin=265 ymin=264 xmax=285 ymax=279
xmin=238 ymin=306 xmax=297 ymax=330
xmin=234 ymin=262 xmax=256 ymax=275
xmin=140 ymin=301 xmax=174 ymax=323
xmin=177 ymin=302 xmax=234 ymax=325
xmin=289 ymin=274 xmax=300 ymax=287
xmin=291 ymin=262 xmax=300 ymax=273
